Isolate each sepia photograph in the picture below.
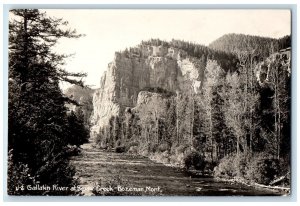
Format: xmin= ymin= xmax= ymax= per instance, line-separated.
xmin=7 ymin=8 xmax=292 ymax=196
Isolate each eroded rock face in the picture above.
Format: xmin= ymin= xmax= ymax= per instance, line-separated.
xmin=255 ymin=50 xmax=291 ymax=86
xmin=90 ymin=45 xmax=204 ymax=137
xmin=135 ymin=91 xmax=172 ymax=118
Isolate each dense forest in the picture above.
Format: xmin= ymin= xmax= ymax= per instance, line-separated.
xmin=8 ymin=9 xmax=89 ymax=195
xmin=96 ymin=35 xmax=291 ymax=186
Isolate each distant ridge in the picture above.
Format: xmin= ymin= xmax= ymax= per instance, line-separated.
xmin=209 ymin=33 xmax=291 ymax=58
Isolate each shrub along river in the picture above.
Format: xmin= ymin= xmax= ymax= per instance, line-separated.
xmin=70 ymin=141 xmax=284 ymax=196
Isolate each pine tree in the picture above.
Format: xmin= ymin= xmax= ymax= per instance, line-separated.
xmin=8 ymin=9 xmax=86 ymax=195
xmin=67 ymin=109 xmax=89 ymax=146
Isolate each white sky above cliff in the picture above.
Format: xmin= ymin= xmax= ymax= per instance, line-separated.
xmin=41 ymin=9 xmax=291 ymax=89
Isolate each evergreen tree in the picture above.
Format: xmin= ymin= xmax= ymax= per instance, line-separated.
xmin=67 ymin=109 xmax=90 ymax=146
xmin=8 ymin=9 xmax=86 ymax=195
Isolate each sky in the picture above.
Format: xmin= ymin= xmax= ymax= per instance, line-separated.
xmin=41 ymin=9 xmax=291 ymax=89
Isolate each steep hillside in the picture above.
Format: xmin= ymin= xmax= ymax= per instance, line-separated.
xmin=209 ymin=33 xmax=291 ymax=58
xmin=64 ymin=85 xmax=94 ymax=126
xmin=64 ymin=85 xmax=94 ymax=103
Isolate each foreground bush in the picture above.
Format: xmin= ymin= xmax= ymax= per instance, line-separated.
xmin=245 ymin=153 xmax=280 ymax=185
xmin=148 ymin=143 xmax=159 ymax=153
xmin=7 ymin=150 xmax=35 ymax=195
xmin=66 ymin=145 xmax=82 ymax=156
xmin=115 ymin=146 xmax=126 ymax=153
xmin=157 ymin=143 xmax=170 ymax=153
xmin=214 ymin=152 xmax=287 ymax=185
xmin=213 ymin=154 xmax=236 ymax=178
xmin=124 ymin=141 xmax=139 ymax=152
xmin=183 ymin=151 xmax=205 ymax=171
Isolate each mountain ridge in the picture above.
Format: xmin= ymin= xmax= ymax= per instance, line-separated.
xmin=209 ymin=33 xmax=291 ymax=57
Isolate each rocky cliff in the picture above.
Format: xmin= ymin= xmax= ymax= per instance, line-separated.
xmin=255 ymin=49 xmax=291 ymax=85
xmin=90 ymin=44 xmax=205 ymax=137
xmin=90 ymin=38 xmax=291 ymax=139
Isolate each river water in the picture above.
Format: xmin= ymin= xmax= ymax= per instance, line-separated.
xmin=70 ymin=141 xmax=283 ymax=196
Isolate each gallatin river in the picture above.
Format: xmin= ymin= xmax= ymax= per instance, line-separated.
xmin=70 ymin=141 xmax=283 ymax=196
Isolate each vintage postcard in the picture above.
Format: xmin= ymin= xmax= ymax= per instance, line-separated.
xmin=7 ymin=8 xmax=292 ymax=196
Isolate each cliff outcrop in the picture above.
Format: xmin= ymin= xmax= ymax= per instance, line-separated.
xmin=90 ymin=44 xmax=204 ymax=137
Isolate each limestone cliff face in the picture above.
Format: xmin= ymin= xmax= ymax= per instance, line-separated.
xmin=91 ymin=45 xmax=204 ymax=136
xmin=134 ymin=91 xmax=172 ymax=120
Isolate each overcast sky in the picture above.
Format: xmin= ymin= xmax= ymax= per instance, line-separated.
xmin=42 ymin=9 xmax=291 ymax=89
